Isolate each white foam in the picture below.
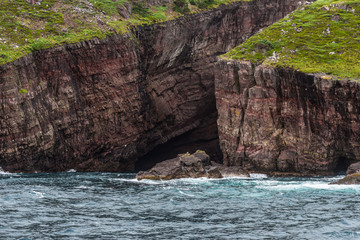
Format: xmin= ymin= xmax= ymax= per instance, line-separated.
xmin=124 ymin=177 xmax=212 ymax=185
xmin=304 ymin=182 xmax=360 ymax=190
xmin=221 ymin=174 xmax=250 ymax=179
xmin=67 ymin=169 xmax=77 ymax=173
xmin=249 ymin=173 xmax=268 ymax=179
xmin=259 ymin=181 xmax=360 ymax=191
xmin=75 ymin=185 xmax=89 ymax=189
xmin=132 ymin=179 xmax=164 ymax=185
xmin=178 ymin=190 xmax=195 ymax=197
xmin=0 ymin=166 xmax=15 ymax=175
xmin=32 ymin=190 xmax=44 ymax=198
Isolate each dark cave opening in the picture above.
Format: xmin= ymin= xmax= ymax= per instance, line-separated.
xmin=135 ymin=115 xmax=223 ymax=172
xmin=334 ymin=156 xmax=351 ymax=174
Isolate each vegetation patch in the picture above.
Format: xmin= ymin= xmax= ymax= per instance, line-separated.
xmin=223 ymin=0 xmax=360 ymax=79
xmin=0 ymin=0 xmax=246 ymax=65
xmin=18 ymin=88 xmax=28 ymax=94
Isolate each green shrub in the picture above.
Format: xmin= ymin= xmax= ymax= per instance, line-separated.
xmin=18 ymin=88 xmax=28 ymax=94
xmin=174 ymin=0 xmax=190 ymax=13
xmin=132 ymin=2 xmax=151 ymax=17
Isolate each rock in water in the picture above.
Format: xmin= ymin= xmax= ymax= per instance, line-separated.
xmin=331 ymin=173 xmax=360 ymax=185
xmin=136 ymin=151 xmax=249 ymax=180
xmin=346 ymin=162 xmax=360 ymax=175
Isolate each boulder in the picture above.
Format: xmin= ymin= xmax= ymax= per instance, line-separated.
xmin=136 ymin=151 xmax=249 ymax=180
xmin=331 ymin=173 xmax=360 ymax=185
xmin=346 ymin=162 xmax=360 ymax=175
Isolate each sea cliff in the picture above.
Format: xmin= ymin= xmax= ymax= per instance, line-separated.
xmin=0 ymin=0 xmax=302 ymax=172
xmin=215 ymin=60 xmax=360 ymax=175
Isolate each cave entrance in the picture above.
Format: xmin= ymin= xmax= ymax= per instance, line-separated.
xmin=135 ymin=115 xmax=223 ymax=172
xmin=334 ymin=156 xmax=351 ymax=174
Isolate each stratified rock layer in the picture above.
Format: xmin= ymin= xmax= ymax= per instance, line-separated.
xmin=215 ymin=60 xmax=360 ymax=175
xmin=0 ymin=0 xmax=302 ymax=172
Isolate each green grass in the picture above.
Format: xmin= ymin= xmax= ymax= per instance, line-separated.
xmin=0 ymin=0 xmax=245 ymax=65
xmin=223 ymin=0 xmax=360 ymax=79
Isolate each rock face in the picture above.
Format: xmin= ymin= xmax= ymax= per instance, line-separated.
xmin=215 ymin=60 xmax=360 ymax=175
xmin=136 ymin=151 xmax=249 ymax=180
xmin=0 ymin=0 xmax=302 ymax=172
xmin=346 ymin=162 xmax=360 ymax=175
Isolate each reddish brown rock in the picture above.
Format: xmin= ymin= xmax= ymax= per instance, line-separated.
xmin=0 ymin=0 xmax=304 ymax=172
xmin=215 ymin=60 xmax=360 ymax=175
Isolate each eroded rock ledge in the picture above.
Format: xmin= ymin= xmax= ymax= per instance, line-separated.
xmin=0 ymin=0 xmax=302 ymax=172
xmin=136 ymin=151 xmax=249 ymax=180
xmin=215 ymin=60 xmax=360 ymax=175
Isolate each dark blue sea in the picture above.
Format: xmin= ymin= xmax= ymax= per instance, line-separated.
xmin=1 ymin=171 xmax=359 ymax=239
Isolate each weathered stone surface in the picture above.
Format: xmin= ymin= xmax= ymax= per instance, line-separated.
xmin=215 ymin=60 xmax=360 ymax=175
xmin=0 ymin=0 xmax=302 ymax=172
xmin=136 ymin=151 xmax=213 ymax=180
xmin=136 ymin=151 xmax=249 ymax=180
xmin=331 ymin=173 xmax=360 ymax=185
xmin=346 ymin=162 xmax=360 ymax=175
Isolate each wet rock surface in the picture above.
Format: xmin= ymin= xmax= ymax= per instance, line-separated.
xmin=331 ymin=173 xmax=360 ymax=185
xmin=136 ymin=151 xmax=249 ymax=180
xmin=0 ymin=0 xmax=302 ymax=172
xmin=215 ymin=60 xmax=360 ymax=175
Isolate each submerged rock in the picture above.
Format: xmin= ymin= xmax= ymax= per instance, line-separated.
xmin=136 ymin=151 xmax=249 ymax=180
xmin=331 ymin=173 xmax=360 ymax=185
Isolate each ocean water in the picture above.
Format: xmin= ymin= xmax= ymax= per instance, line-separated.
xmin=1 ymin=171 xmax=359 ymax=240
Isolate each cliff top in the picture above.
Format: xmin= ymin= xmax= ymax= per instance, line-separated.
xmin=223 ymin=0 xmax=360 ymax=79
xmin=0 ymin=0 xmax=241 ymax=65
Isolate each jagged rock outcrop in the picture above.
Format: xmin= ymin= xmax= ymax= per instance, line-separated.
xmin=136 ymin=151 xmax=249 ymax=180
xmin=0 ymin=0 xmax=303 ymax=172
xmin=330 ymin=162 xmax=360 ymax=184
xmin=346 ymin=162 xmax=360 ymax=175
xmin=215 ymin=60 xmax=360 ymax=175
xmin=331 ymin=173 xmax=360 ymax=185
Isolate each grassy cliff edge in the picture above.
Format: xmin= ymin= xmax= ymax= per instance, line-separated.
xmin=223 ymin=0 xmax=360 ymax=79
xmin=0 ymin=0 xmax=244 ymax=65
